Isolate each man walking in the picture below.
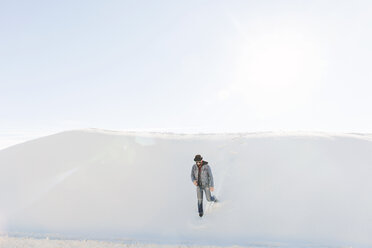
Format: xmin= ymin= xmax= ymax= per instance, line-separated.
xmin=191 ymin=154 xmax=218 ymax=217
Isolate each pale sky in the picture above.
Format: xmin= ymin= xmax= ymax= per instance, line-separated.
xmin=1 ymin=0 xmax=372 ymax=149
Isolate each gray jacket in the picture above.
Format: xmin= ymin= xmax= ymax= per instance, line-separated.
xmin=191 ymin=161 xmax=214 ymax=187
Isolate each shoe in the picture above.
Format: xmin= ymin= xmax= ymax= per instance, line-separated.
xmin=199 ymin=212 xmax=203 ymax=217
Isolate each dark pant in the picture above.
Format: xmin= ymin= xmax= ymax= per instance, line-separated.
xmin=196 ymin=185 xmax=216 ymax=214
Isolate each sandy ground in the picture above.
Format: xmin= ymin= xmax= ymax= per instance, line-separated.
xmin=0 ymin=236 xmax=248 ymax=248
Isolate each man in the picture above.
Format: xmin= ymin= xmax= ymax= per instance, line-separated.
xmin=191 ymin=154 xmax=218 ymax=217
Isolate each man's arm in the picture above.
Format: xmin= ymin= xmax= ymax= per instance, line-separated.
xmin=207 ymin=165 xmax=214 ymax=188
xmin=191 ymin=165 xmax=197 ymax=183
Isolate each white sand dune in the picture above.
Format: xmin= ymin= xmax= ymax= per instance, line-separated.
xmin=1 ymin=129 xmax=372 ymax=247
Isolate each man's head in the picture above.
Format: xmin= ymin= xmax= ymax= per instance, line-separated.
xmin=194 ymin=154 xmax=203 ymax=165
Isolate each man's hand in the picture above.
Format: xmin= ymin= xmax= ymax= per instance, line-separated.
xmin=210 ymin=187 xmax=214 ymax=192
xmin=193 ymin=181 xmax=198 ymax=186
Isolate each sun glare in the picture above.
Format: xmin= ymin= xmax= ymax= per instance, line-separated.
xmin=233 ymin=31 xmax=325 ymax=118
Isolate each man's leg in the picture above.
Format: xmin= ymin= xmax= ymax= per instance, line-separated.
xmin=196 ymin=186 xmax=204 ymax=216
xmin=205 ymin=187 xmax=216 ymax=202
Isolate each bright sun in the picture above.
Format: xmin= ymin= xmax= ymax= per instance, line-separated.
xmin=232 ymin=31 xmax=325 ymax=118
